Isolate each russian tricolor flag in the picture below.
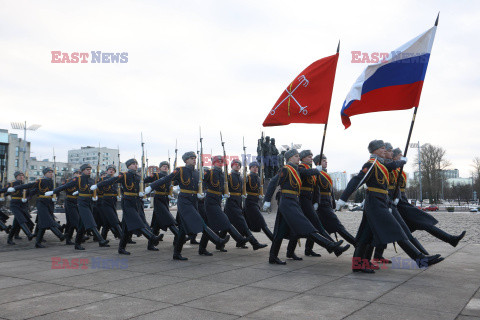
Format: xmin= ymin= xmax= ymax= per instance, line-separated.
xmin=341 ymin=24 xmax=437 ymax=129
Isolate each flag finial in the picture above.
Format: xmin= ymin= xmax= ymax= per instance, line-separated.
xmin=435 ymin=12 xmax=440 ymax=26
xmin=337 ymin=40 xmax=340 ymax=53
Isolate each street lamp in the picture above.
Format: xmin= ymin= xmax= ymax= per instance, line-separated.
xmin=11 ymin=122 xmax=41 ymax=172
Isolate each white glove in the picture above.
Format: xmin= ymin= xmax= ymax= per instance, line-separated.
xmin=313 ymin=203 xmax=319 ymax=210
xmin=259 ymin=195 xmax=264 ymax=200
xmin=197 ymin=193 xmax=205 ymax=200
xmin=168 ymin=194 xmax=175 ymax=200
xmin=223 ymin=193 xmax=230 ymax=199
xmin=262 ymin=201 xmax=271 ymax=211
xmin=7 ymin=187 xmax=15 ymax=193
xmin=401 ymin=156 xmax=408 ymax=164
xmin=139 ymin=192 xmax=145 ymax=197
xmin=52 ymin=197 xmax=57 ymax=203
xmin=117 ymin=196 xmax=122 ymax=201
xmin=316 ymin=165 xmax=323 ymax=172
xmin=73 ymin=191 xmax=79 ymax=196
xmin=241 ymin=194 xmax=247 ymax=199
xmin=22 ymin=198 xmax=28 ymax=203
xmin=336 ymin=199 xmax=346 ymax=211
xmin=90 ymin=185 xmax=97 ymax=191
xmin=45 ymin=191 xmax=54 ymax=196
xmin=144 ymin=186 xmax=152 ymax=194
xmin=0 ymin=198 xmax=4 ymax=202
xmin=173 ymin=186 xmax=180 ymax=195
xmin=92 ymin=196 xmax=98 ymax=202
xmin=393 ymin=198 xmax=400 ymax=206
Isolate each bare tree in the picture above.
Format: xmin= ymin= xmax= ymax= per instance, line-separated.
xmin=415 ymin=143 xmax=451 ymax=203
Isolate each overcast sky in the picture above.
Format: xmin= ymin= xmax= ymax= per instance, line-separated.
xmin=1 ymin=0 xmax=478 ymax=178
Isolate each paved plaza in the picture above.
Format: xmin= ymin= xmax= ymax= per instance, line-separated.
xmin=0 ymin=209 xmax=479 ymax=320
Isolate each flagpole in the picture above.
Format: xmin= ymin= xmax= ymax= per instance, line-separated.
xmin=393 ymin=14 xmax=439 ymax=199
xmin=318 ymin=41 xmax=339 ymax=161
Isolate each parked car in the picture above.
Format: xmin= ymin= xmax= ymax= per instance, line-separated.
xmin=424 ymin=205 xmax=439 ymax=211
xmin=143 ymin=199 xmax=151 ymax=209
xmin=470 ymin=208 xmax=479 ymax=212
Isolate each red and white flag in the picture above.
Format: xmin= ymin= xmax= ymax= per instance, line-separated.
xmin=263 ymin=53 xmax=339 ymax=127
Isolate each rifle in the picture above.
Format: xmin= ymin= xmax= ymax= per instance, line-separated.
xmin=140 ymin=133 xmax=146 ymax=198
xmin=259 ymin=132 xmax=265 ymax=197
xmin=168 ymin=150 xmax=171 ymax=174
xmin=93 ymin=144 xmax=100 ymax=198
xmin=23 ymin=159 xmax=29 ymax=200
xmin=169 ymin=139 xmax=178 ymax=196
xmin=117 ymin=146 xmax=122 ymax=196
xmin=220 ymin=131 xmax=229 ymax=195
xmin=242 ymin=136 xmax=247 ymax=206
xmin=53 ymin=148 xmax=57 ymax=200
xmin=198 ymin=127 xmax=204 ymax=194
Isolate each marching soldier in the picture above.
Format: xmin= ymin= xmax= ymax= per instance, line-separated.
xmin=224 ymin=159 xmax=267 ymax=250
xmin=336 ymin=140 xmax=444 ymax=273
xmin=49 ymin=164 xmax=110 ymax=250
xmin=91 ymin=171 xmax=107 ymax=242
xmin=93 ymin=159 xmax=162 ymax=255
xmin=202 ymin=156 xmax=248 ymax=254
xmin=144 ymin=161 xmax=179 ymax=239
xmin=263 ymin=149 xmax=348 ymax=265
xmin=244 ymin=161 xmax=274 ymax=241
xmin=392 ymin=148 xmax=466 ymax=248
xmin=286 ymin=150 xmax=350 ymax=260
xmin=313 ymin=154 xmax=356 ymax=246
xmin=63 ymin=169 xmax=81 ymax=245
xmin=98 ymin=165 xmax=123 ymax=242
xmin=10 ymin=167 xmax=65 ymax=248
xmin=0 ymin=171 xmax=34 ymax=244
xmin=145 ymin=151 xmax=230 ymax=260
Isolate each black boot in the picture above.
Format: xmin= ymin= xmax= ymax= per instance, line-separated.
xmin=203 ymin=226 xmax=230 ymax=247
xmin=35 ymin=229 xmax=46 ymax=248
xmin=337 ymin=227 xmax=357 ymax=246
xmin=74 ymin=229 xmax=86 ymax=250
xmin=449 ymin=230 xmax=466 ymax=247
xmin=410 ymin=237 xmax=429 ymax=255
xmin=0 ymin=220 xmax=10 ymax=233
xmin=14 ymin=227 xmax=22 ymax=239
xmin=50 ymin=226 xmax=66 ymax=241
xmin=199 ymin=233 xmax=213 ymax=256
xmin=286 ymin=252 xmax=303 ymax=260
xmin=248 ymin=233 xmax=267 ymax=251
xmin=427 ymin=226 xmax=466 ymax=247
xmin=173 ymin=233 xmax=188 ymax=260
xmin=169 ymin=225 xmax=179 ymax=238
xmin=269 ymin=236 xmax=286 ymax=265
xmin=113 ymin=225 xmax=124 ymax=240
xmin=7 ymin=233 xmax=16 ymax=245
xmin=101 ymin=227 xmax=109 ymax=241
xmin=140 ymin=228 xmax=162 ymax=246
xmin=20 ymin=223 xmax=35 ymax=241
xmin=65 ymin=227 xmax=75 ymax=245
xmin=147 ymin=239 xmax=159 ymax=251
xmin=352 ymin=243 xmax=375 ymax=273
xmin=118 ymin=231 xmax=130 ymax=255
xmin=286 ymin=238 xmax=302 ymax=260
xmin=308 ymin=232 xmax=343 ymax=254
xmin=397 ymin=240 xmax=444 ymax=268
xmin=373 ymin=245 xmax=391 ymax=263
xmin=90 ymin=228 xmax=110 ymax=247
xmin=304 ymin=238 xmax=321 ymax=257
xmin=333 ymin=244 xmax=351 ymax=257
xmin=262 ymin=225 xmax=274 ymax=242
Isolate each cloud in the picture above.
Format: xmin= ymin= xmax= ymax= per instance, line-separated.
xmin=0 ymin=0 xmax=479 ymax=179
